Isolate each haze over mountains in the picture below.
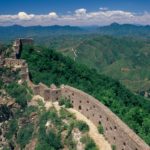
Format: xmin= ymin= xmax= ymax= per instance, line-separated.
xmin=0 ymin=23 xmax=150 ymax=43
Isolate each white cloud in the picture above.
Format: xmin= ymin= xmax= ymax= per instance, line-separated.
xmin=18 ymin=12 xmax=34 ymax=20
xmin=0 ymin=9 xmax=150 ymax=26
xmin=75 ymin=8 xmax=87 ymax=16
xmin=48 ymin=12 xmax=58 ymax=18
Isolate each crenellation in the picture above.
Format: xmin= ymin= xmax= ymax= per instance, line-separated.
xmin=43 ymin=88 xmax=51 ymax=101
xmin=31 ymin=83 xmax=61 ymax=102
xmin=32 ymin=85 xmax=40 ymax=95
xmin=39 ymin=83 xmax=48 ymax=97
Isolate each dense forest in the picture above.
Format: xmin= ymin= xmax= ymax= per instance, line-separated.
xmin=21 ymin=45 xmax=150 ymax=145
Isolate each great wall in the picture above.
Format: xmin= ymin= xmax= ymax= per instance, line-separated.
xmin=0 ymin=38 xmax=150 ymax=150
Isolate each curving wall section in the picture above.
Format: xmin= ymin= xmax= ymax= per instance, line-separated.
xmin=61 ymin=85 xmax=150 ymax=150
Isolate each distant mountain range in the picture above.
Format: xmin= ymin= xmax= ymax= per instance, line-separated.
xmin=98 ymin=23 xmax=150 ymax=37
xmin=0 ymin=25 xmax=85 ymax=43
xmin=0 ymin=23 xmax=150 ymax=43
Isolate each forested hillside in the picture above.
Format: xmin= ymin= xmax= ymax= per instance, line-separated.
xmin=48 ymin=35 xmax=150 ymax=94
xmin=21 ymin=45 xmax=150 ymax=145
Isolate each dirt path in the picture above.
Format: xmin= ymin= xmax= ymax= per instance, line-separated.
xmin=45 ymin=101 xmax=111 ymax=150
xmin=67 ymin=108 xmax=112 ymax=150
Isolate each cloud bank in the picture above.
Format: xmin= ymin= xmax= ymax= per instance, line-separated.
xmin=0 ymin=8 xmax=150 ymax=26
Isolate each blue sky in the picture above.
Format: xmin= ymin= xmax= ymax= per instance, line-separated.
xmin=0 ymin=0 xmax=149 ymax=14
xmin=0 ymin=0 xmax=150 ymax=26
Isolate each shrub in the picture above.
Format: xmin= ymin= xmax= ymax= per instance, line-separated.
xmin=112 ymin=145 xmax=116 ymax=150
xmin=37 ymin=109 xmax=63 ymax=150
xmin=37 ymin=108 xmax=63 ymax=146
xmin=65 ymin=100 xmax=73 ymax=108
xmin=80 ymin=135 xmax=98 ymax=150
xmin=5 ymin=82 xmax=32 ymax=108
xmin=36 ymin=129 xmax=63 ymax=150
xmin=17 ymin=123 xmax=34 ymax=148
xmin=59 ymin=108 xmax=75 ymax=120
xmin=59 ymin=97 xmax=65 ymax=106
xmin=59 ymin=97 xmax=73 ymax=108
xmin=5 ymin=119 xmax=18 ymax=140
xmin=75 ymin=120 xmax=89 ymax=132
xmin=46 ymin=130 xmax=62 ymax=149
xmin=23 ymin=106 xmax=38 ymax=117
xmin=64 ymin=133 xmax=76 ymax=150
xmin=98 ymin=124 xmax=104 ymax=134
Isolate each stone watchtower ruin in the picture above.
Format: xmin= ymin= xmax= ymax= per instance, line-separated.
xmin=4 ymin=38 xmax=33 ymax=82
xmin=12 ymin=38 xmax=33 ymax=59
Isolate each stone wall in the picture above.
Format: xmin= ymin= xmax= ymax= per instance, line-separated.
xmin=4 ymin=58 xmax=26 ymax=67
xmin=20 ymin=38 xmax=33 ymax=45
xmin=32 ymin=83 xmax=61 ymax=102
xmin=12 ymin=38 xmax=33 ymax=59
xmin=61 ymin=85 xmax=150 ymax=150
xmin=12 ymin=39 xmax=21 ymax=58
xmin=4 ymin=58 xmax=29 ymax=81
xmin=2 ymin=38 xmax=150 ymax=150
xmin=0 ymin=56 xmax=4 ymax=67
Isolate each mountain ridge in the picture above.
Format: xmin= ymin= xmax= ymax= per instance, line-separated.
xmin=0 ymin=23 xmax=150 ymax=43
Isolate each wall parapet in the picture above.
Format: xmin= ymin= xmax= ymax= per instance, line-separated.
xmin=32 ymin=83 xmax=61 ymax=102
